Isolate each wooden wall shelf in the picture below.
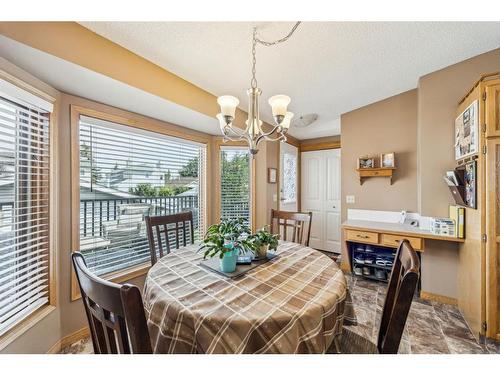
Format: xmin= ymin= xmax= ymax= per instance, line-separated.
xmin=356 ymin=167 xmax=396 ymax=185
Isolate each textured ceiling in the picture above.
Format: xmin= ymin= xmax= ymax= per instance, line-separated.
xmin=78 ymin=22 xmax=499 ymax=138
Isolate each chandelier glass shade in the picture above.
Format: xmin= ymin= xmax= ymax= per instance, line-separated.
xmin=215 ymin=23 xmax=301 ymax=155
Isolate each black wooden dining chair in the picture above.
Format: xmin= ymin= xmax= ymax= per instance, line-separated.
xmin=72 ymin=252 xmax=152 ymax=354
xmin=270 ymin=209 xmax=312 ymax=246
xmin=334 ymin=239 xmax=420 ymax=354
xmin=145 ymin=211 xmax=195 ymax=265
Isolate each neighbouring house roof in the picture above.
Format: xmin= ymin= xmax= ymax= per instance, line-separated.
xmin=80 ymin=177 xmax=136 ymax=199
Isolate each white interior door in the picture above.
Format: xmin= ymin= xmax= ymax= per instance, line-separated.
xmin=279 ymin=142 xmax=298 ymax=212
xmin=301 ymin=151 xmax=324 ymax=249
xmin=324 ymin=149 xmax=341 ymax=252
xmin=301 ymin=149 xmax=341 ymax=252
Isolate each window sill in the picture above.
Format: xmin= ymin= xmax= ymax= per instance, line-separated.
xmin=0 ymin=305 xmax=56 ymax=352
xmin=107 ymin=262 xmax=151 ymax=284
xmin=71 ymin=261 xmax=151 ymax=301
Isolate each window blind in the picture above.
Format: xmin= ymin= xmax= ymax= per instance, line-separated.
xmin=0 ymin=93 xmax=51 ymax=336
xmin=78 ymin=116 xmax=206 ymax=276
xmin=220 ymin=147 xmax=251 ymax=224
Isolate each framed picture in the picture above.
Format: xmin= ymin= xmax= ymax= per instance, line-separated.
xmin=455 ymin=100 xmax=479 ymax=160
xmin=358 ymin=156 xmax=375 ymax=169
xmin=267 ymin=167 xmax=277 ymax=183
xmin=380 ymin=152 xmax=395 ymax=168
xmin=464 ymin=160 xmax=477 ymax=209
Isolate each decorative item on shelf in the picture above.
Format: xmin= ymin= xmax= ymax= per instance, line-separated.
xmin=380 ymin=152 xmax=395 ymax=168
xmin=268 ymin=167 xmax=277 ymax=183
xmin=449 ymin=205 xmax=465 ymax=239
xmin=356 ymin=153 xmax=396 ymax=185
xmin=430 ymin=218 xmax=456 ymax=237
xmin=357 ymin=156 xmax=375 ymax=169
xmin=215 ymin=23 xmax=301 ymax=156
xmin=199 ymin=218 xmax=255 ymax=273
xmin=455 ymin=100 xmax=479 ymax=161
xmin=250 ymin=225 xmax=280 ymax=259
xmin=464 ymin=160 xmax=477 ymax=209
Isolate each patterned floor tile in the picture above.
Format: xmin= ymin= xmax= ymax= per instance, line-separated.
xmin=346 ymin=274 xmax=497 ymax=354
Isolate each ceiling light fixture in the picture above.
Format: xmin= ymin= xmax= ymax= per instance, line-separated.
xmin=216 ymin=22 xmax=301 ymax=156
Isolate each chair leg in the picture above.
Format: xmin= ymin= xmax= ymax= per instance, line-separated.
xmin=332 ymin=336 xmax=341 ymax=354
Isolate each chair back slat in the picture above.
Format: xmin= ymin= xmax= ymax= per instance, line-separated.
xmin=270 ymin=209 xmax=312 ymax=246
xmin=72 ymin=252 xmax=152 ymax=354
xmin=377 ymin=240 xmax=420 ymax=354
xmin=145 ymin=211 xmax=195 ymax=265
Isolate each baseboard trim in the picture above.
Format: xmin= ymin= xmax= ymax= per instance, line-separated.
xmin=420 ymin=291 xmax=458 ymax=306
xmin=47 ymin=326 xmax=90 ymax=354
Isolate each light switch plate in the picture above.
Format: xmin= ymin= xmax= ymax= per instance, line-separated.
xmin=272 ymin=193 xmax=277 ymax=202
xmin=346 ymin=195 xmax=355 ymax=204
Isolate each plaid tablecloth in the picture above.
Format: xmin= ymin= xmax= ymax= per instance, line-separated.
xmin=143 ymin=241 xmax=355 ymax=353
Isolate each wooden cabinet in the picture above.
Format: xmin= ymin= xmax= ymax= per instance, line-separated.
xmin=486 ymin=79 xmax=500 ymax=138
xmin=486 ymin=136 xmax=500 ymax=341
xmin=381 ymin=233 xmax=422 ymax=250
xmin=344 ymin=227 xmax=425 ymax=252
xmin=457 ymin=74 xmax=500 ymax=342
xmin=345 ymin=229 xmax=379 ymax=245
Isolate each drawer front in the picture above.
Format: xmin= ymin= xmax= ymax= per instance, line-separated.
xmin=346 ymin=230 xmax=379 ymax=244
xmin=381 ymin=234 xmax=422 ymax=250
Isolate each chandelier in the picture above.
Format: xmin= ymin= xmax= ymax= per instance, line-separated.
xmin=216 ymin=22 xmax=301 ymax=155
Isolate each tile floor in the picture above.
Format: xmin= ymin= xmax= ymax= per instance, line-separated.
xmin=60 ymin=272 xmax=500 ymax=354
xmin=344 ymin=273 xmax=500 ymax=354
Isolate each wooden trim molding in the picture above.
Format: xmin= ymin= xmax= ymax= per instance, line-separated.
xmin=47 ymin=326 xmax=90 ymax=354
xmin=420 ymin=291 xmax=458 ymax=306
xmin=300 ymin=140 xmax=341 ymax=152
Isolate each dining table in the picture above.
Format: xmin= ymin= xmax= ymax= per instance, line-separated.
xmin=143 ymin=241 xmax=356 ymax=354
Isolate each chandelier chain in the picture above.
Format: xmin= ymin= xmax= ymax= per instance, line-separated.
xmin=250 ymin=22 xmax=301 ymax=89
xmin=251 ymin=28 xmax=257 ymax=88
xmin=254 ymin=22 xmax=301 ymax=47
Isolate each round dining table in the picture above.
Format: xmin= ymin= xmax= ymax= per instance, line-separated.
xmin=143 ymin=241 xmax=355 ymax=354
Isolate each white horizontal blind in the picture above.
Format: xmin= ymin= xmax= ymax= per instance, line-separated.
xmin=0 ymin=94 xmax=51 ymax=336
xmin=220 ymin=147 xmax=251 ymax=224
xmin=78 ymin=116 xmax=206 ymax=276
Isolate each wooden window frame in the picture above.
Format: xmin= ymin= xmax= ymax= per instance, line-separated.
xmin=213 ymin=138 xmax=256 ymax=232
xmin=70 ymin=105 xmax=210 ymax=300
xmin=0 ymin=70 xmax=57 ymax=350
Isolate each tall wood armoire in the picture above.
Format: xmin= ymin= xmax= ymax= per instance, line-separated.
xmin=457 ymin=72 xmax=500 ymax=342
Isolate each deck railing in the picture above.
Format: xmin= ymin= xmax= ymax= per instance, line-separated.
xmin=79 ymin=195 xmax=198 ymax=237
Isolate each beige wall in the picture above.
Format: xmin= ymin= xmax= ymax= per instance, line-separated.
xmin=341 ymin=89 xmax=418 ymax=221
xmin=416 ymin=47 xmax=500 ymax=299
xmin=418 ymin=48 xmax=500 ymax=217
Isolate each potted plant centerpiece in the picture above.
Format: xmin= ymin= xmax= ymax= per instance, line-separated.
xmin=199 ymin=218 xmax=255 ymax=273
xmin=251 ymin=226 xmax=279 ymax=259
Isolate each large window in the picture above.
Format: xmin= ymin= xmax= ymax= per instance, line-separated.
xmin=78 ymin=116 xmax=206 ymax=276
xmin=220 ymin=146 xmax=251 ymax=224
xmin=0 ymin=83 xmax=52 ymax=336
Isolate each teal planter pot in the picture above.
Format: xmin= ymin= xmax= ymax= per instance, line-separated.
xmin=220 ymin=247 xmax=237 ymax=273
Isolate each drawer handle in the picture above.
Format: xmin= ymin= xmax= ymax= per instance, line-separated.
xmin=356 ymin=234 xmax=370 ymax=239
